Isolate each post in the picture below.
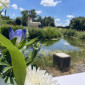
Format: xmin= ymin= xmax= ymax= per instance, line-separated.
xmin=53 ymin=53 xmax=71 ymax=71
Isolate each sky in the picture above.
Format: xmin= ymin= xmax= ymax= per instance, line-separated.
xmin=1 ymin=0 xmax=85 ymax=26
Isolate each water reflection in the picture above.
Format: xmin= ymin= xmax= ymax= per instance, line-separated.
xmin=41 ymin=38 xmax=79 ymax=51
xmin=64 ymin=37 xmax=85 ymax=49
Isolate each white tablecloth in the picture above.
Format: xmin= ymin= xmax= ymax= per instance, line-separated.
xmin=53 ymin=72 xmax=85 ymax=85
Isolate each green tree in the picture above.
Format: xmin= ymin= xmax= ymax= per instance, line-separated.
xmin=70 ymin=17 xmax=85 ymax=31
xmin=15 ymin=17 xmax=22 ymax=25
xmin=35 ymin=15 xmax=42 ymax=22
xmin=42 ymin=16 xmax=55 ymax=27
xmin=28 ymin=9 xmax=37 ymax=21
xmin=0 ymin=15 xmax=12 ymax=24
xmin=21 ymin=10 xmax=28 ymax=26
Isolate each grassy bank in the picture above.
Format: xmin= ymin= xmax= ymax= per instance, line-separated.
xmin=32 ymin=36 xmax=85 ymax=76
xmin=0 ymin=25 xmax=62 ymax=40
xmin=33 ymin=48 xmax=85 ymax=76
xmin=0 ymin=25 xmax=85 ymax=40
xmin=28 ymin=27 xmax=62 ymax=40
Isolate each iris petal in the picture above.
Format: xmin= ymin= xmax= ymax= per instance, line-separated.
xmin=9 ymin=27 xmax=15 ymax=40
xmin=15 ymin=29 xmax=22 ymax=43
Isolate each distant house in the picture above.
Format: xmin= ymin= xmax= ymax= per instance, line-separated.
xmin=28 ymin=17 xmax=41 ymax=28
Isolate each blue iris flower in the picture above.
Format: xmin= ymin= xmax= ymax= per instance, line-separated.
xmin=9 ymin=27 xmax=26 ymax=44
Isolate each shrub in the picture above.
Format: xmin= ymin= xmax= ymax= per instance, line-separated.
xmin=63 ymin=29 xmax=77 ymax=36
xmin=45 ymin=27 xmax=62 ymax=39
xmin=77 ymin=32 xmax=85 ymax=40
xmin=28 ymin=28 xmax=43 ymax=39
xmin=70 ymin=17 xmax=85 ymax=31
xmin=15 ymin=17 xmax=22 ymax=25
xmin=28 ymin=27 xmax=62 ymax=40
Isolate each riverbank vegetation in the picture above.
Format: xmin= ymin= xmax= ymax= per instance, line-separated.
xmin=0 ymin=24 xmax=85 ymax=40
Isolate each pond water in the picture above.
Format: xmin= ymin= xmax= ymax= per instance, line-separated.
xmin=41 ymin=38 xmax=79 ymax=52
xmin=25 ymin=37 xmax=84 ymax=56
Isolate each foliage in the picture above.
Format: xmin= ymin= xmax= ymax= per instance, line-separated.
xmin=21 ymin=10 xmax=28 ymax=26
xmin=0 ymin=27 xmax=43 ymax=85
xmin=62 ymin=29 xmax=77 ymax=36
xmin=0 ymin=34 xmax=26 ymax=85
xmin=77 ymin=32 xmax=85 ymax=40
xmin=15 ymin=17 xmax=22 ymax=25
xmin=42 ymin=16 xmax=55 ymax=27
xmin=28 ymin=28 xmax=46 ymax=40
xmin=45 ymin=27 xmax=62 ymax=39
xmin=70 ymin=17 xmax=85 ymax=31
xmin=1 ymin=15 xmax=12 ymax=24
xmin=28 ymin=27 xmax=62 ymax=40
xmin=28 ymin=9 xmax=37 ymax=20
xmin=35 ymin=16 xmax=55 ymax=27
xmin=21 ymin=9 xmax=55 ymax=27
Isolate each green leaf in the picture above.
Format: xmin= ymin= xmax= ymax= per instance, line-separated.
xmin=11 ymin=38 xmax=17 ymax=46
xmin=0 ymin=34 xmax=26 ymax=85
xmin=0 ymin=62 xmax=9 ymax=66
xmin=25 ymin=37 xmax=38 ymax=46
xmin=2 ymin=67 xmax=12 ymax=74
xmin=18 ymin=39 xmax=26 ymax=49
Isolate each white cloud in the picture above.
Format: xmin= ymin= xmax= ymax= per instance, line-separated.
xmin=40 ymin=0 xmax=62 ymax=7
xmin=35 ymin=10 xmax=42 ymax=14
xmin=11 ymin=13 xmax=16 ymax=18
xmin=63 ymin=19 xmax=70 ymax=26
xmin=67 ymin=15 xmax=74 ymax=18
xmin=1 ymin=12 xmax=5 ymax=16
xmin=55 ymin=18 xmax=61 ymax=22
xmin=19 ymin=7 xmax=24 ymax=11
xmin=55 ymin=22 xmax=62 ymax=26
xmin=55 ymin=22 xmax=68 ymax=27
xmin=12 ymin=4 xmax=18 ymax=9
xmin=55 ymin=19 xmax=70 ymax=27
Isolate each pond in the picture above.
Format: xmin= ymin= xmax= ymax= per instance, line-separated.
xmin=41 ymin=38 xmax=79 ymax=52
xmin=25 ymin=37 xmax=85 ymax=56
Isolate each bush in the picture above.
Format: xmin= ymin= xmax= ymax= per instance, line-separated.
xmin=63 ymin=29 xmax=77 ymax=36
xmin=15 ymin=17 xmax=22 ymax=25
xmin=45 ymin=27 xmax=62 ymax=39
xmin=70 ymin=17 xmax=85 ymax=31
xmin=28 ymin=27 xmax=62 ymax=40
xmin=77 ymin=32 xmax=85 ymax=40
xmin=0 ymin=25 xmax=23 ymax=38
xmin=28 ymin=28 xmax=47 ymax=40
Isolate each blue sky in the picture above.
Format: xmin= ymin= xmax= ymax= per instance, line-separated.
xmin=2 ymin=0 xmax=85 ymax=26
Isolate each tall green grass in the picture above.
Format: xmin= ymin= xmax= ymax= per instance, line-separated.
xmin=0 ymin=25 xmax=85 ymax=40
xmin=62 ymin=29 xmax=77 ymax=36
xmin=28 ymin=27 xmax=62 ymax=40
xmin=77 ymin=32 xmax=85 ymax=40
